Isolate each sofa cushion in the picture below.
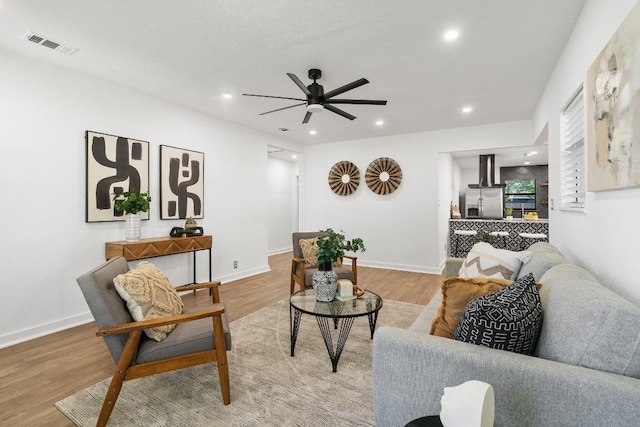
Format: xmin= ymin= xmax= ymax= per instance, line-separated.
xmin=430 ymin=277 xmax=513 ymax=338
xmin=113 ymin=261 xmax=184 ymax=341
xmin=459 ymin=242 xmax=532 ymax=280
xmin=516 ymin=242 xmax=567 ymax=281
xmin=452 ymin=273 xmax=543 ymax=355
xmin=536 ymin=264 xmax=640 ymax=378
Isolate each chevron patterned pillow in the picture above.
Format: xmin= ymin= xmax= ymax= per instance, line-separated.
xmin=458 ymin=242 xmax=532 ymax=280
xmin=452 ymin=273 xmax=542 ymax=355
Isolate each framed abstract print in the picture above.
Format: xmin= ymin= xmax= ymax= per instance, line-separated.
xmin=160 ymin=145 xmax=204 ymax=219
xmin=86 ymin=130 xmax=150 ymax=222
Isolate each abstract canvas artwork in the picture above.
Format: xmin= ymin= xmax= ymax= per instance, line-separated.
xmin=86 ymin=131 xmax=150 ymax=222
xmin=586 ymin=2 xmax=640 ymax=191
xmin=160 ymin=145 xmax=204 ymax=219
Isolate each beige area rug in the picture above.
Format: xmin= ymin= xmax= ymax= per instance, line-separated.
xmin=56 ymin=298 xmax=423 ymax=426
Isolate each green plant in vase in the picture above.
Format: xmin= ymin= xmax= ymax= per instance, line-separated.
xmin=112 ymin=188 xmax=151 ymax=242
xmin=312 ymin=228 xmax=366 ymax=302
xmin=315 ymin=228 xmax=366 ymax=270
xmin=112 ymin=188 xmax=151 ymax=214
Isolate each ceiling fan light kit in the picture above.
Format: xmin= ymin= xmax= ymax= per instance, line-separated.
xmin=243 ymin=68 xmax=387 ymax=124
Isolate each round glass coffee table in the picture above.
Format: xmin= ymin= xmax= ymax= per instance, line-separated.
xmin=289 ymin=289 xmax=383 ymax=372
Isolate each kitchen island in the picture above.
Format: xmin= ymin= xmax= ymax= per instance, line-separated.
xmin=449 ymin=218 xmax=549 ymax=258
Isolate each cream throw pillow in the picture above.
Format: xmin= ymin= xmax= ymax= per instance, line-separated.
xmin=458 ymin=242 xmax=532 ymax=280
xmin=299 ymin=237 xmax=320 ymax=268
xmin=113 ymin=261 xmax=184 ymax=341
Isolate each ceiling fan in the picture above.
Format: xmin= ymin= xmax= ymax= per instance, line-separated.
xmin=243 ymin=68 xmax=387 ymax=124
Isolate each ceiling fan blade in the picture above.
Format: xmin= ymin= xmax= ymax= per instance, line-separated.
xmin=243 ymin=93 xmax=306 ymax=102
xmin=302 ymin=111 xmax=312 ymax=124
xmin=287 ymin=73 xmax=312 ymax=96
xmin=326 ymin=99 xmax=387 ymax=105
xmin=324 ymin=104 xmax=356 ymax=120
xmin=324 ymin=78 xmax=369 ymax=99
xmin=258 ymin=102 xmax=306 ymax=116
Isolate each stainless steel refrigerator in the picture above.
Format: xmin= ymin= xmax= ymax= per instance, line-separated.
xmin=465 ymin=187 xmax=504 ymax=219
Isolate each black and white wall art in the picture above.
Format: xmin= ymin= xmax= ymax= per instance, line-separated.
xmin=160 ymin=145 xmax=204 ymax=219
xmin=86 ymin=130 xmax=150 ymax=222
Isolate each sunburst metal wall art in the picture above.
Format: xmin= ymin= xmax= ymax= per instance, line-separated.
xmin=328 ymin=161 xmax=360 ymax=196
xmin=365 ymin=157 xmax=402 ymax=195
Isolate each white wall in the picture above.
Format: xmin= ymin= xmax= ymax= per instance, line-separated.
xmin=267 ymin=157 xmax=299 ymax=254
xmin=302 ymin=120 xmax=533 ymax=274
xmin=532 ymin=0 xmax=640 ymax=304
xmin=0 ymin=50 xmax=301 ymax=348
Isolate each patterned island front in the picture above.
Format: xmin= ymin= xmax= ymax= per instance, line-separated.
xmin=449 ymin=219 xmax=549 ymax=258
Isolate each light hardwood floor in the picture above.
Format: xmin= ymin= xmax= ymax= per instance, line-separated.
xmin=0 ymin=252 xmax=441 ymax=426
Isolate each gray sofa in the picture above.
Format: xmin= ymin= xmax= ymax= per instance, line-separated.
xmin=373 ymin=242 xmax=640 ymax=427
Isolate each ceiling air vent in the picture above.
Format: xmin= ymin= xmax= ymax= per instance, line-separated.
xmin=23 ymin=31 xmax=78 ymax=56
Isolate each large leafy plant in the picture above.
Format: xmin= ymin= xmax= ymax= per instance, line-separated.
xmin=316 ymin=228 xmax=366 ymax=268
xmin=112 ymin=188 xmax=151 ymax=214
xmin=473 ymin=229 xmax=498 ymax=245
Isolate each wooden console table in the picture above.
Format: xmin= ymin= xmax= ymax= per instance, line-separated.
xmin=105 ymin=235 xmax=212 ymax=284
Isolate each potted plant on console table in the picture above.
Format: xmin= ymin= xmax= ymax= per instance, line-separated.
xmin=112 ymin=188 xmax=151 ymax=242
xmin=313 ymin=228 xmax=366 ymax=302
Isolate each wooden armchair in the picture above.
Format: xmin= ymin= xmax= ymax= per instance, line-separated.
xmin=76 ymin=257 xmax=231 ymax=427
xmin=290 ymin=231 xmax=358 ymax=294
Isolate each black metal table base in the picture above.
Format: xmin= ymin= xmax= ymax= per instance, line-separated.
xmin=290 ymin=306 xmax=379 ymax=372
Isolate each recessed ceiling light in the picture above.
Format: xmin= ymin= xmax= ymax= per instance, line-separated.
xmin=375 ymin=120 xmax=384 ymax=126
xmin=444 ymin=29 xmax=459 ymax=41
xmin=222 ymin=93 xmax=232 ymax=99
xmin=462 ymin=106 xmax=473 ymax=113
xmin=309 ymin=130 xmax=317 ymax=135
xmin=531 ymin=151 xmax=538 ymax=155
xmin=524 ymin=161 xmax=531 ymax=165
xmin=292 ymin=154 xmax=298 ymax=159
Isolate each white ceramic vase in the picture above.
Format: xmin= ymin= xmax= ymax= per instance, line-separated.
xmin=125 ymin=213 xmax=141 ymax=242
xmin=312 ymin=268 xmax=338 ymax=302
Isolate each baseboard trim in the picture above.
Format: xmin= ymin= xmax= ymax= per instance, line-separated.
xmin=268 ymin=247 xmax=292 ymax=256
xmin=216 ymin=265 xmax=271 ymax=284
xmin=0 ymin=312 xmax=93 ymax=349
xmin=358 ymin=260 xmax=443 ymax=275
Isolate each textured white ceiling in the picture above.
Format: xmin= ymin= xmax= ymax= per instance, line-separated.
xmin=0 ymin=1 xmax=586 ymax=146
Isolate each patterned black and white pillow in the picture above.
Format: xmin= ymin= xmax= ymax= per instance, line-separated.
xmin=452 ymin=273 xmax=542 ymax=355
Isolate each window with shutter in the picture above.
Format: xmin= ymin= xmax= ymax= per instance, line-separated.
xmin=561 ymin=87 xmax=586 ymax=211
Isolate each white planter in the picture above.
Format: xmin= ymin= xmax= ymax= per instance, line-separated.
xmin=505 ymin=216 xmax=513 ymax=222
xmin=125 ymin=213 xmax=141 ymax=242
xmin=312 ymin=269 xmax=338 ymax=302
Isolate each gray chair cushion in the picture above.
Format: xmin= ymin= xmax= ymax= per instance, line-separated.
xmin=136 ymin=304 xmax=232 ymax=364
xmin=76 ymin=257 xmax=132 ymax=363
xmin=536 ymin=264 xmax=640 ymax=378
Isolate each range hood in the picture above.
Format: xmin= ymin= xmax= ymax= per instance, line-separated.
xmin=468 ymin=154 xmax=502 ymax=188
xmin=465 ymin=154 xmax=504 ymax=219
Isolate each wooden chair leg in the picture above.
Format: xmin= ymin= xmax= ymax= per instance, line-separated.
xmin=213 ymin=315 xmax=231 ymax=405
xmin=97 ymin=331 xmax=141 ymax=427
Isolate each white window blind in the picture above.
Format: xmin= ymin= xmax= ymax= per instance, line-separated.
xmin=561 ymin=88 xmax=586 ymax=211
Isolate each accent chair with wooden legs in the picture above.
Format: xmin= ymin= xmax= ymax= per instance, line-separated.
xmin=290 ymin=231 xmax=358 ymax=294
xmin=76 ymin=256 xmax=232 ymax=427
